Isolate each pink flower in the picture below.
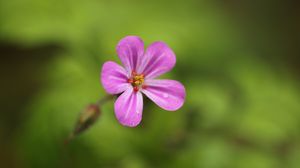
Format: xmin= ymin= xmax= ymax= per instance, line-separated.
xmin=101 ymin=36 xmax=186 ymax=127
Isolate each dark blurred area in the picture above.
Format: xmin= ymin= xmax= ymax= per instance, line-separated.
xmin=0 ymin=0 xmax=300 ymax=168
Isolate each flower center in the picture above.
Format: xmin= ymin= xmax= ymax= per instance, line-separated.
xmin=128 ymin=71 xmax=145 ymax=92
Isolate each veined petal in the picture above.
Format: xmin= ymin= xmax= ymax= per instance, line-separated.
xmin=138 ymin=42 xmax=176 ymax=79
xmin=114 ymin=87 xmax=143 ymax=127
xmin=142 ymin=79 xmax=185 ymax=111
xmin=116 ymin=36 xmax=144 ymax=73
xmin=101 ymin=61 xmax=130 ymax=94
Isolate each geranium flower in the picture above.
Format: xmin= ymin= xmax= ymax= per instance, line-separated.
xmin=101 ymin=36 xmax=186 ymax=127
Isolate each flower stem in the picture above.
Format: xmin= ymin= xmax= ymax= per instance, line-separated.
xmin=96 ymin=94 xmax=115 ymax=106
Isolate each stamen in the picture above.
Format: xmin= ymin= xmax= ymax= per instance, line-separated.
xmin=132 ymin=71 xmax=137 ymax=76
xmin=133 ymin=86 xmax=139 ymax=92
xmin=128 ymin=71 xmax=145 ymax=92
xmin=128 ymin=79 xmax=133 ymax=83
xmin=134 ymin=81 xmax=141 ymax=85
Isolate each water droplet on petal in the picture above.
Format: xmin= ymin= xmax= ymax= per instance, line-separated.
xmin=163 ymin=93 xmax=169 ymax=98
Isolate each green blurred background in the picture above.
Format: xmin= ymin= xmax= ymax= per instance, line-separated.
xmin=1 ymin=0 xmax=300 ymax=168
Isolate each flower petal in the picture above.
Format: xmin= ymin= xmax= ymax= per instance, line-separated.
xmin=116 ymin=36 xmax=144 ymax=73
xmin=101 ymin=61 xmax=130 ymax=94
xmin=114 ymin=87 xmax=143 ymax=127
xmin=142 ymin=79 xmax=185 ymax=111
xmin=138 ymin=42 xmax=176 ymax=79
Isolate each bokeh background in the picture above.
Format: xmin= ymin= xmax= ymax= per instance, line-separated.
xmin=1 ymin=0 xmax=300 ymax=168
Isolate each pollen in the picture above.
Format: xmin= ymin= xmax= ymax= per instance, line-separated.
xmin=128 ymin=71 xmax=145 ymax=91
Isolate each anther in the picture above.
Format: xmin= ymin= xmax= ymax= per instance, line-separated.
xmin=132 ymin=71 xmax=137 ymax=76
xmin=129 ymin=71 xmax=145 ymax=91
xmin=133 ymin=86 xmax=139 ymax=92
xmin=128 ymin=79 xmax=133 ymax=83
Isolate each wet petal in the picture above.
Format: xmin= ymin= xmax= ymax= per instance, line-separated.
xmin=114 ymin=87 xmax=143 ymax=127
xmin=116 ymin=36 xmax=144 ymax=73
xmin=101 ymin=61 xmax=130 ymax=94
xmin=138 ymin=42 xmax=176 ymax=79
xmin=142 ymin=79 xmax=185 ymax=111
